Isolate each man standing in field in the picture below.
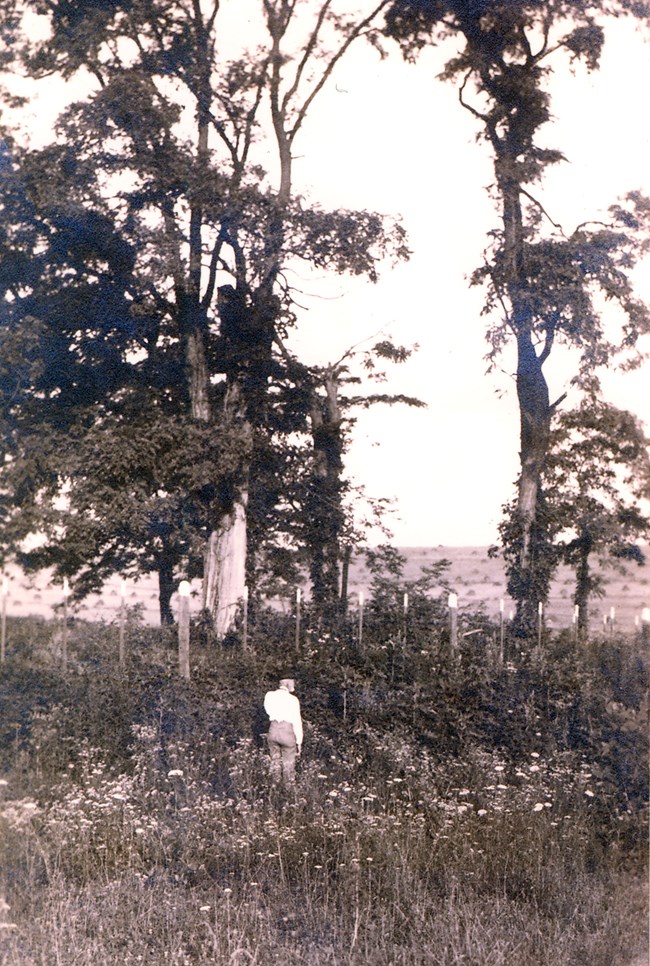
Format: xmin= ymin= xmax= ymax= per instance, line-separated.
xmin=264 ymin=678 xmax=303 ymax=785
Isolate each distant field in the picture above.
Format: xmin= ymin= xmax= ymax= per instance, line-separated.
xmin=345 ymin=546 xmax=649 ymax=632
xmin=2 ymin=546 xmax=648 ymax=631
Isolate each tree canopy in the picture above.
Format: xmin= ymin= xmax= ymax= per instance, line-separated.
xmin=0 ymin=0 xmax=418 ymax=633
xmin=544 ymin=399 xmax=650 ymax=632
xmin=0 ymin=1 xmax=647 ymax=638
xmin=383 ymin=0 xmax=650 ymax=631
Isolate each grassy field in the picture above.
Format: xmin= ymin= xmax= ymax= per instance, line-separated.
xmin=3 ymin=546 xmax=648 ymax=630
xmin=0 ymin=613 xmax=647 ymax=964
xmin=347 ymin=546 xmax=650 ymax=631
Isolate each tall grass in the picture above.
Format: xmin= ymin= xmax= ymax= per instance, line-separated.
xmin=0 ymin=616 xmax=647 ymax=965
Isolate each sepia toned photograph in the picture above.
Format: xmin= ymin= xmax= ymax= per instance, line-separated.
xmin=0 ymin=2 xmax=648 ymax=963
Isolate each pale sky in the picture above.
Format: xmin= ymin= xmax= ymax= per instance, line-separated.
xmin=280 ymin=12 xmax=650 ymax=547
xmin=5 ymin=4 xmax=650 ymax=549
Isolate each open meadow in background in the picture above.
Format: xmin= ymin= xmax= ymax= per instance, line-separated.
xmin=1 ymin=546 xmax=647 ymax=631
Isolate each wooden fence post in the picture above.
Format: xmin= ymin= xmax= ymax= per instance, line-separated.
xmin=295 ymin=588 xmax=302 ymax=652
xmin=357 ymin=591 xmax=364 ymax=654
xmin=242 ymin=585 xmax=249 ymax=651
xmin=178 ymin=580 xmax=191 ymax=680
xmin=448 ymin=592 xmax=458 ymax=653
xmin=62 ymin=578 xmax=69 ymax=673
xmin=642 ymin=608 xmax=650 ymax=647
xmin=1 ymin=576 xmax=7 ymax=664
xmin=403 ymin=592 xmax=408 ymax=647
xmin=537 ymin=601 xmax=543 ymax=648
xmin=119 ymin=579 xmax=126 ymax=668
xmin=499 ymin=598 xmax=505 ymax=662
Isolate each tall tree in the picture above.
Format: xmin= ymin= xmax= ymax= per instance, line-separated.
xmin=302 ymin=338 xmax=423 ymax=625
xmin=543 ymin=398 xmax=650 ymax=635
xmin=0 ymin=0 xmax=408 ymax=635
xmin=383 ymin=0 xmax=650 ymax=632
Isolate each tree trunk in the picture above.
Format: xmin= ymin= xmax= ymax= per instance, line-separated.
xmin=186 ymin=329 xmax=210 ymax=421
xmin=308 ymin=370 xmax=345 ymax=626
xmin=497 ymin=152 xmax=554 ymax=634
xmin=514 ymin=328 xmax=552 ymax=635
xmin=575 ymin=532 xmax=592 ymax=639
xmin=203 ymin=485 xmax=249 ymax=639
xmin=340 ymin=543 xmax=352 ymax=617
xmin=158 ymin=554 xmax=176 ymax=626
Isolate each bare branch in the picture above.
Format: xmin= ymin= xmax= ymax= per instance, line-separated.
xmin=282 ymin=1 xmax=333 ymax=114
xmin=520 ymin=187 xmax=566 ymax=235
xmin=458 ymin=71 xmax=489 ymax=124
xmin=289 ymin=0 xmax=391 ymax=143
xmin=202 ymin=226 xmax=229 ymax=310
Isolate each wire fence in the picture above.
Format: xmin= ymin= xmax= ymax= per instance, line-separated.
xmin=0 ymin=558 xmax=648 ymax=634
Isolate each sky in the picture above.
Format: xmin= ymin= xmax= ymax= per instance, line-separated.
xmin=276 ymin=10 xmax=650 ymax=547
xmin=5 ymin=2 xmax=650 ymax=550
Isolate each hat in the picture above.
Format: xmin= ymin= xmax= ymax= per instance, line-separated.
xmin=279 ymin=678 xmax=295 ymax=692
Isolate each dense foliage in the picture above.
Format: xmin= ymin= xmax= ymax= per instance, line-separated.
xmin=0 ymin=1 xmax=409 ymax=634
xmin=0 ymin=612 xmax=647 ymax=963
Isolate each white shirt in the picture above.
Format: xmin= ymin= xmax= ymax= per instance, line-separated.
xmin=264 ymin=687 xmax=303 ymax=748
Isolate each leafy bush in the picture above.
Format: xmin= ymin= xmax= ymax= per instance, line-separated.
xmin=0 ymin=619 xmax=647 ymax=964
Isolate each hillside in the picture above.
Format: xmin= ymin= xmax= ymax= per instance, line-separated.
xmin=2 ymin=546 xmax=648 ymax=631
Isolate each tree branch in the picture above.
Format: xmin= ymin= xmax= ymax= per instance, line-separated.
xmin=289 ymin=0 xmax=391 ymax=143
xmin=549 ymin=391 xmax=567 ymax=413
xmin=520 ymin=186 xmax=565 ymax=234
xmin=282 ymin=1 xmax=333 ymax=115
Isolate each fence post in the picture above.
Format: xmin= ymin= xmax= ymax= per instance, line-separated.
xmin=448 ymin=592 xmax=458 ymax=653
xmin=609 ymin=606 xmax=615 ymax=638
xmin=178 ymin=580 xmax=191 ymax=680
xmin=357 ymin=590 xmax=363 ymax=653
xmin=499 ymin=598 xmax=505 ymax=662
xmin=62 ymin=578 xmax=69 ymax=673
xmin=242 ymin=585 xmax=249 ymax=651
xmin=1 ymin=576 xmax=7 ymax=664
xmin=295 ymin=588 xmax=302 ymax=652
xmin=118 ymin=579 xmax=126 ymax=668
xmin=537 ymin=601 xmax=543 ymax=648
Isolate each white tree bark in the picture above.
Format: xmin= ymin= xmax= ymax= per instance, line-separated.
xmin=203 ymin=486 xmax=248 ymax=638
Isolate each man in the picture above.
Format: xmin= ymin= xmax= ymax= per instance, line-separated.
xmin=263 ymin=678 xmax=303 ymax=785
